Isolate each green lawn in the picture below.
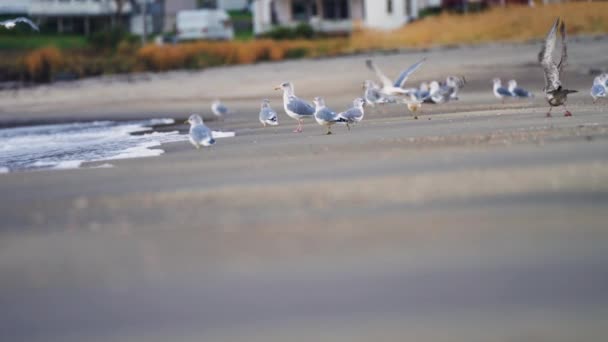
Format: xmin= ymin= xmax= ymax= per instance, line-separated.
xmin=0 ymin=34 xmax=89 ymax=50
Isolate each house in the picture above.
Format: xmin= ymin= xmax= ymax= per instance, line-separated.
xmin=199 ymin=0 xmax=250 ymax=10
xmin=28 ymin=0 xmax=134 ymax=34
xmin=252 ymin=0 xmax=422 ymax=35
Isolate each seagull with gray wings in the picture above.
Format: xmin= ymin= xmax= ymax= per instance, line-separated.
xmin=185 ymin=114 xmax=215 ymax=149
xmin=365 ymin=58 xmax=426 ymax=96
xmin=0 ymin=17 xmax=39 ymax=31
xmin=590 ymin=73 xmax=607 ymax=103
xmin=337 ymin=98 xmax=366 ymax=130
xmin=259 ymin=99 xmax=278 ymax=127
xmin=313 ymin=97 xmax=345 ymax=135
xmin=539 ymin=18 xmax=577 ymax=117
xmin=275 ymin=81 xmax=315 ymax=133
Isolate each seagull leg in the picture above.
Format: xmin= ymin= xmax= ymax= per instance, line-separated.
xmin=326 ymin=126 xmax=332 ymax=135
xmin=563 ymin=105 xmax=572 ymax=117
xmin=546 ymin=107 xmax=553 ymax=118
xmin=346 ymin=123 xmax=351 ymax=131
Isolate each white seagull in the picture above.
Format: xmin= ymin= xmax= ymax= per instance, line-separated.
xmin=275 ymin=81 xmax=315 ymax=133
xmin=313 ymin=97 xmax=344 ymax=135
xmin=185 ymin=114 xmax=215 ymax=149
xmin=259 ymin=99 xmax=278 ymax=127
xmin=508 ymin=80 xmax=534 ymax=98
xmin=211 ymin=100 xmax=230 ymax=119
xmin=337 ymin=98 xmax=366 ymax=130
xmin=365 ymin=58 xmax=426 ymax=96
xmin=0 ymin=17 xmax=39 ymax=31
xmin=493 ymin=78 xmax=513 ymax=103
xmin=590 ymin=73 xmax=607 ymax=103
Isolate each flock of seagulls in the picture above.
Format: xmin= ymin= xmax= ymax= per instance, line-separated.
xmin=187 ymin=17 xmax=604 ymax=149
xmin=0 ymin=16 xmax=604 ymax=147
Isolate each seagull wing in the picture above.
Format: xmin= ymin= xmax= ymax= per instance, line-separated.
xmin=14 ymin=17 xmax=39 ymax=31
xmin=287 ymin=96 xmax=315 ymax=116
xmin=366 ymin=59 xmax=394 ymax=89
xmin=557 ymin=20 xmax=567 ymax=74
xmin=394 ymin=58 xmax=426 ymax=88
xmin=538 ymin=18 xmax=561 ymax=92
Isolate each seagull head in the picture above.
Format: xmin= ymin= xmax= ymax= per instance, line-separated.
xmin=186 ymin=114 xmax=203 ymax=126
xmin=313 ymin=96 xmax=325 ymax=108
xmin=429 ymin=81 xmax=440 ymax=92
xmin=507 ymin=80 xmax=517 ymax=91
xmin=419 ymin=82 xmax=429 ymax=92
xmin=353 ymin=97 xmax=366 ymax=108
xmin=275 ymin=82 xmax=293 ymax=94
xmin=261 ymin=98 xmax=270 ymax=108
xmin=492 ymin=78 xmax=502 ymax=87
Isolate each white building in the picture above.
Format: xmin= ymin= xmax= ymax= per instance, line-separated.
xmin=199 ymin=0 xmax=250 ymax=10
xmin=28 ymin=0 xmax=134 ymax=34
xmin=253 ymin=0 xmax=421 ymax=35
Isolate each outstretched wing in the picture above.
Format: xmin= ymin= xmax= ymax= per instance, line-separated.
xmin=13 ymin=17 xmax=39 ymax=31
xmin=538 ymin=18 xmax=561 ymax=92
xmin=394 ymin=58 xmax=426 ymax=88
xmin=366 ymin=60 xmax=393 ymax=89
xmin=557 ymin=20 xmax=567 ymax=74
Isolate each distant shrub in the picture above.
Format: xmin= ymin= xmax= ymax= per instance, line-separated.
xmin=89 ymin=28 xmax=138 ymax=50
xmin=24 ymin=47 xmax=64 ymax=82
xmin=260 ymin=23 xmax=316 ymax=40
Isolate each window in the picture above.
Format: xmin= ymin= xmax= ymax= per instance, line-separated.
xmin=322 ymin=0 xmax=349 ymax=20
xmin=387 ymin=0 xmax=393 ymax=14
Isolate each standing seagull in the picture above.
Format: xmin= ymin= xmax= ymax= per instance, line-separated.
xmin=508 ymin=80 xmax=534 ymax=98
xmin=185 ymin=114 xmax=215 ymax=149
xmin=539 ymin=18 xmax=577 ymax=117
xmin=275 ymin=81 xmax=315 ymax=133
xmin=337 ymin=98 xmax=366 ymax=130
xmin=0 ymin=17 xmax=39 ymax=31
xmin=366 ymin=58 xmax=426 ymax=96
xmin=259 ymin=99 xmax=278 ymax=127
xmin=211 ymin=100 xmax=230 ymax=120
xmin=313 ymin=97 xmax=343 ymax=135
xmin=493 ymin=78 xmax=513 ymax=103
xmin=590 ymin=73 xmax=607 ymax=103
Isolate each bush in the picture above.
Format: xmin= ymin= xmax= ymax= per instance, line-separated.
xmin=88 ymin=28 xmax=138 ymax=50
xmin=260 ymin=23 xmax=316 ymax=40
xmin=24 ymin=47 xmax=64 ymax=82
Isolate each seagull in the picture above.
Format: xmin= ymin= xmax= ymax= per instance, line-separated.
xmin=590 ymin=73 xmax=607 ymax=103
xmin=445 ymin=76 xmax=466 ymax=100
xmin=403 ymin=93 xmax=424 ymax=119
xmin=508 ymin=80 xmax=534 ymax=98
xmin=414 ymin=81 xmax=431 ymax=101
xmin=365 ymin=58 xmax=426 ymax=96
xmin=363 ymin=80 xmax=395 ymax=107
xmin=275 ymin=81 xmax=315 ymax=133
xmin=337 ymin=98 xmax=366 ymax=130
xmin=185 ymin=114 xmax=215 ymax=149
xmin=539 ymin=17 xmax=577 ymax=117
xmin=313 ymin=97 xmax=344 ymax=135
xmin=493 ymin=78 xmax=513 ymax=103
xmin=428 ymin=81 xmax=457 ymax=104
xmin=0 ymin=17 xmax=39 ymax=31
xmin=211 ymin=100 xmax=230 ymax=120
xmin=259 ymin=99 xmax=278 ymax=127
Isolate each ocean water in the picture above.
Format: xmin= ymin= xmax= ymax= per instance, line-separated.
xmin=0 ymin=119 xmax=187 ymax=173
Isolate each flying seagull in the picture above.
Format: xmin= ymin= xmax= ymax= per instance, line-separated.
xmin=538 ymin=18 xmax=577 ymax=117
xmin=259 ymin=99 xmax=278 ymax=127
xmin=185 ymin=114 xmax=215 ymax=149
xmin=0 ymin=17 xmax=39 ymax=31
xmin=365 ymin=58 xmax=426 ymax=96
xmin=275 ymin=81 xmax=315 ymax=133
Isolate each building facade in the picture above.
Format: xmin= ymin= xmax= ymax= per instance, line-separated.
xmin=253 ymin=0 xmax=421 ymax=35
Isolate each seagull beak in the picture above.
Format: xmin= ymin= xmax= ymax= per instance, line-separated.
xmin=184 ymin=120 xmax=188 ymax=124
xmin=274 ymin=86 xmax=281 ymax=91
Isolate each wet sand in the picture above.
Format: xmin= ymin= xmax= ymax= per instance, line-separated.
xmin=1 ymin=39 xmax=608 ymax=341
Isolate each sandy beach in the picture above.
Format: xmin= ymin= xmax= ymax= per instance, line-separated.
xmin=1 ymin=38 xmax=608 ymax=341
